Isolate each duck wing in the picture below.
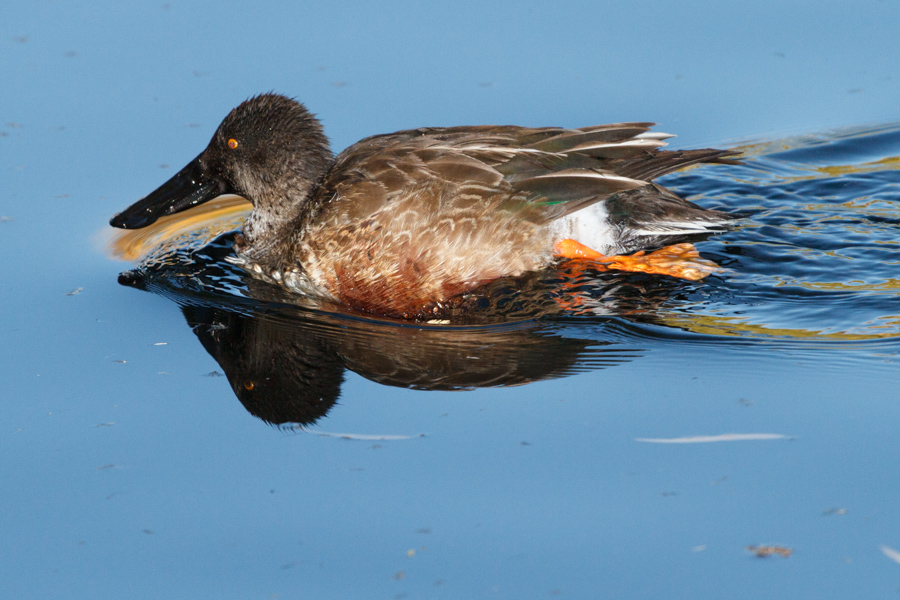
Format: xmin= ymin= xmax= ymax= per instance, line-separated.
xmin=313 ymin=123 xmax=735 ymax=226
xmin=300 ymin=125 xmax=735 ymax=315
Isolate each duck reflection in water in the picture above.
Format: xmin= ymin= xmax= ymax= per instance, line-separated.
xmin=179 ymin=303 xmax=637 ymax=426
xmin=117 ymin=233 xmax=658 ymax=426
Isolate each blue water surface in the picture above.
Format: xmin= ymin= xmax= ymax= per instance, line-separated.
xmin=2 ymin=2 xmax=900 ymax=599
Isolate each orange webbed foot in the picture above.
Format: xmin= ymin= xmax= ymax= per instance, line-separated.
xmin=553 ymin=239 xmax=722 ymax=281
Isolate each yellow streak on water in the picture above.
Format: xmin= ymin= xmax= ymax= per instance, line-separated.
xmin=107 ymin=195 xmax=251 ymax=261
xmin=659 ymin=313 xmax=900 ymax=341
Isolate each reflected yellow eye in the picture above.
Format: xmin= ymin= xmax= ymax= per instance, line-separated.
xmin=243 ymin=380 xmax=254 ymax=391
xmin=227 ymin=138 xmax=239 ymax=149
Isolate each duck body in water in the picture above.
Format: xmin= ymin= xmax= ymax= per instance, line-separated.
xmin=111 ymin=93 xmax=737 ymax=318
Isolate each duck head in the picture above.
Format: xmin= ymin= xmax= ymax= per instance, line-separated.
xmin=110 ymin=94 xmax=333 ymax=247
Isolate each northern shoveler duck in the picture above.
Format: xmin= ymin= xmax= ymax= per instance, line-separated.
xmin=111 ymin=93 xmax=737 ymax=318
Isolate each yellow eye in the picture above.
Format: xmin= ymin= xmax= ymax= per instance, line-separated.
xmin=243 ymin=380 xmax=254 ymax=391
xmin=227 ymin=138 xmax=239 ymax=149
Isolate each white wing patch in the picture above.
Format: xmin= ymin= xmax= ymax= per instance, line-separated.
xmin=528 ymin=169 xmax=646 ymax=186
xmin=548 ymin=203 xmax=617 ymax=255
xmin=634 ymin=131 xmax=675 ymax=141
xmin=627 ymin=219 xmax=732 ymax=237
xmin=547 ymin=203 xmax=731 ymax=256
xmin=567 ymin=139 xmax=669 ymax=153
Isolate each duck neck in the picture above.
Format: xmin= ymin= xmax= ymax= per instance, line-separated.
xmin=235 ymin=132 xmax=334 ymax=268
xmin=238 ymin=177 xmax=321 ymax=268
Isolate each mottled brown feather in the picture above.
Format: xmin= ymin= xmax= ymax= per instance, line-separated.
xmin=275 ymin=123 xmax=726 ymax=315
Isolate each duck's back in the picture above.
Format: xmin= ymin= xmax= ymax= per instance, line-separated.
xmin=291 ymin=124 xmax=734 ymax=316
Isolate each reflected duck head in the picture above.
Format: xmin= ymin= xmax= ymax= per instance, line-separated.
xmin=109 ymin=94 xmax=332 ymax=238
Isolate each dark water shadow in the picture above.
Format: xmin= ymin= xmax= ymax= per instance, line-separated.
xmin=118 ymin=237 xmax=645 ymax=425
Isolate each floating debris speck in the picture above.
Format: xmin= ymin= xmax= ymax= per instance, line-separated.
xmin=746 ymin=545 xmax=792 ymax=558
xmin=315 ymin=431 xmax=418 ymax=441
xmin=880 ymin=545 xmax=900 ymax=566
xmin=636 ymin=433 xmax=788 ymax=444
